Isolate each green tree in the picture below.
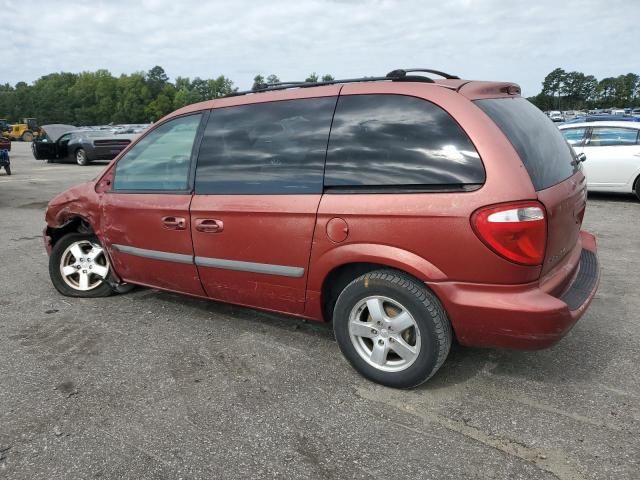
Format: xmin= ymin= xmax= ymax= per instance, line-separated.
xmin=305 ymin=72 xmax=319 ymax=83
xmin=266 ymin=74 xmax=280 ymax=84
xmin=541 ymin=67 xmax=566 ymax=109
xmin=146 ymin=65 xmax=169 ymax=97
xmin=252 ymin=74 xmax=266 ymax=91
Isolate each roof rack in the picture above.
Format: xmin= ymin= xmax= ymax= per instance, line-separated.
xmin=226 ymin=68 xmax=457 ymax=98
xmin=386 ymin=68 xmax=460 ymax=80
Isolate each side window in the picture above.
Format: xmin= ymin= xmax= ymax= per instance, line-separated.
xmin=113 ymin=114 xmax=202 ymax=191
xmin=195 ymin=97 xmax=337 ymax=194
xmin=588 ymin=127 xmax=639 ymax=147
xmin=324 ymin=94 xmax=485 ymax=189
xmin=561 ymin=127 xmax=587 ymax=146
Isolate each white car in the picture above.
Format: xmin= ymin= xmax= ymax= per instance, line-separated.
xmin=548 ymin=110 xmax=564 ymax=122
xmin=559 ymin=121 xmax=640 ymax=200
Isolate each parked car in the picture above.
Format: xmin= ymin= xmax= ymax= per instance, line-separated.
xmin=0 ymin=136 xmax=11 ymax=151
xmin=548 ymin=110 xmax=564 ymax=122
xmin=43 ymin=69 xmax=600 ymax=388
xmin=563 ymin=110 xmax=579 ymax=121
xmin=564 ymin=114 xmax=640 ymax=124
xmin=33 ymin=126 xmax=135 ymax=165
xmin=559 ymin=121 xmax=640 ymax=200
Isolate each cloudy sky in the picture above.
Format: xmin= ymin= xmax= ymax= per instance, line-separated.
xmin=3 ymin=0 xmax=638 ymax=96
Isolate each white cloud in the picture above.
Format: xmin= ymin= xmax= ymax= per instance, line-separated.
xmin=2 ymin=0 xmax=639 ymax=96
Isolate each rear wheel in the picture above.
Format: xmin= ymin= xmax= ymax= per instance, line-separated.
xmin=333 ymin=269 xmax=452 ymax=388
xmin=634 ymin=175 xmax=640 ymax=202
xmin=49 ymin=233 xmax=113 ymax=297
xmin=4 ymin=164 xmax=10 ymax=175
xmin=21 ymin=131 xmax=33 ymax=142
xmin=76 ymin=148 xmax=88 ymax=166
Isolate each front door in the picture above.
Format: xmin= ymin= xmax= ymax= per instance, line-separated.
xmin=32 ymin=139 xmax=58 ymax=160
xmin=100 ymin=113 xmax=205 ymax=296
xmin=190 ymin=95 xmax=338 ymax=314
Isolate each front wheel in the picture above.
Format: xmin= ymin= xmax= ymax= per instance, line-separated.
xmin=634 ymin=175 xmax=640 ymax=202
xmin=4 ymin=164 xmax=10 ymax=175
xmin=21 ymin=131 xmax=33 ymax=142
xmin=333 ymin=270 xmax=452 ymax=388
xmin=49 ymin=233 xmax=113 ymax=297
xmin=76 ymin=148 xmax=89 ymax=166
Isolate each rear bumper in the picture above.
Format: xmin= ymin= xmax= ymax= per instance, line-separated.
xmin=429 ymin=231 xmax=600 ymax=349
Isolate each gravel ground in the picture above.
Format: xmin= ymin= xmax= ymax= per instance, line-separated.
xmin=1 ymin=142 xmax=639 ymax=480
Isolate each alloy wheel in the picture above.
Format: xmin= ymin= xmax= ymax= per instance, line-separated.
xmin=348 ymin=295 xmax=421 ymax=372
xmin=59 ymin=240 xmax=109 ymax=291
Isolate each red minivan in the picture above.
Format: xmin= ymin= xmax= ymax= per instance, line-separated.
xmin=44 ymin=69 xmax=600 ymax=388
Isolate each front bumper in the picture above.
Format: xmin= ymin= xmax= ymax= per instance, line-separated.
xmin=43 ymin=226 xmax=53 ymax=255
xmin=429 ymin=231 xmax=600 ymax=350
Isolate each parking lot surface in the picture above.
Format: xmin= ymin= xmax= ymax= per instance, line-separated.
xmin=1 ymin=142 xmax=639 ymax=479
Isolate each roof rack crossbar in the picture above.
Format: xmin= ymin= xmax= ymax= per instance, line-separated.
xmin=386 ymin=68 xmax=460 ymax=80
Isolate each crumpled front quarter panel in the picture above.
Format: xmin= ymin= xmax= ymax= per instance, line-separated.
xmin=45 ymin=181 xmax=103 ymax=234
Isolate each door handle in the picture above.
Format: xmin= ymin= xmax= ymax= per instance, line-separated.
xmin=195 ymin=218 xmax=224 ymax=233
xmin=162 ymin=216 xmax=186 ymax=230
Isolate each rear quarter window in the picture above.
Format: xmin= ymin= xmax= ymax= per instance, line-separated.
xmin=324 ymin=94 xmax=485 ymax=191
xmin=475 ymin=98 xmax=579 ymax=191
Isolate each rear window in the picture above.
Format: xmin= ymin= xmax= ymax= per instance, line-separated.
xmin=324 ymin=94 xmax=485 ymax=191
xmin=476 ymin=98 xmax=579 ymax=191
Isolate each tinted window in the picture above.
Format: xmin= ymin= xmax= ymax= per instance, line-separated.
xmin=561 ymin=127 xmax=587 ymax=146
xmin=588 ymin=127 xmax=639 ymax=146
xmin=113 ymin=114 xmax=201 ymax=191
xmin=476 ymin=98 xmax=578 ymax=191
xmin=195 ymin=97 xmax=337 ymax=194
xmin=324 ymin=94 xmax=484 ymax=189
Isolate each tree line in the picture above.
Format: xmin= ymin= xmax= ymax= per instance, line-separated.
xmin=528 ymin=68 xmax=640 ymax=111
xmin=3 ymin=65 xmax=638 ymax=125
xmin=0 ymin=66 xmax=334 ymax=126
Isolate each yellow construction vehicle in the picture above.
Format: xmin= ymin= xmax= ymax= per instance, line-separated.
xmin=4 ymin=118 xmax=41 ymax=141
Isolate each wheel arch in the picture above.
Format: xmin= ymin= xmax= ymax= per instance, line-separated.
xmin=46 ymin=215 xmax=95 ymax=248
xmin=309 ymin=243 xmax=447 ymax=322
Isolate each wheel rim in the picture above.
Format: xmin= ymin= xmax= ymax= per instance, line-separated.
xmin=59 ymin=240 xmax=109 ymax=291
xmin=76 ymin=150 xmax=86 ymax=164
xmin=348 ymin=295 xmax=421 ymax=372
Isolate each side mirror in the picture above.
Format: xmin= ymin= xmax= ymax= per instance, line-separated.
xmin=577 ymin=153 xmax=587 ymax=163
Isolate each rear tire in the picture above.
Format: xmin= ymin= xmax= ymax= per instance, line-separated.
xmin=332 ymin=269 xmax=452 ymax=388
xmin=76 ymin=148 xmax=89 ymax=166
xmin=634 ymin=175 xmax=640 ymax=202
xmin=4 ymin=164 xmax=10 ymax=175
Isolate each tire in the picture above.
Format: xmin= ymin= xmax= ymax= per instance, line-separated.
xmin=21 ymin=131 xmax=33 ymax=142
xmin=49 ymin=233 xmax=113 ymax=297
xmin=333 ymin=269 xmax=452 ymax=388
xmin=75 ymin=148 xmax=89 ymax=166
xmin=634 ymin=176 xmax=640 ymax=202
xmin=4 ymin=164 xmax=10 ymax=175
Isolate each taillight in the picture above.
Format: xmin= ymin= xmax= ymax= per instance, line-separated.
xmin=471 ymin=201 xmax=547 ymax=266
